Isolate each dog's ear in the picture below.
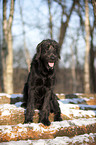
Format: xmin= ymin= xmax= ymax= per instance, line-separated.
xmin=35 ymin=43 xmax=42 ymax=60
xmin=53 ymin=40 xmax=61 ymax=59
xmin=56 ymin=43 xmax=61 ymax=59
xmin=58 ymin=49 xmax=61 ymax=59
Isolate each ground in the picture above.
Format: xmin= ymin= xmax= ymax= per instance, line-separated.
xmin=0 ymin=93 xmax=96 ymax=144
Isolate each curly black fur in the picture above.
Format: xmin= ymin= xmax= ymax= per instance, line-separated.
xmin=23 ymin=39 xmax=62 ymax=126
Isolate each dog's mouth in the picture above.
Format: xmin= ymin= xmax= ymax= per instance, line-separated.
xmin=48 ymin=62 xmax=54 ymax=68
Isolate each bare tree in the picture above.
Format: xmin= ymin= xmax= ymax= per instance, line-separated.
xmin=58 ymin=0 xmax=75 ymax=48
xmin=0 ymin=15 xmax=4 ymax=92
xmin=84 ymin=0 xmax=91 ymax=93
xmin=47 ymin=0 xmax=53 ymax=39
xmin=2 ymin=0 xmax=15 ymax=94
xmin=0 ymin=44 xmax=4 ymax=92
xmin=90 ymin=10 xmax=96 ymax=92
xmin=19 ymin=0 xmax=31 ymax=72
xmin=92 ymin=0 xmax=96 ymax=25
xmin=70 ymin=41 xmax=77 ymax=92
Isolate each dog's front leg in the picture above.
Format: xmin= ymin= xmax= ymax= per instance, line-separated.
xmin=25 ymin=89 xmax=35 ymax=123
xmin=39 ymin=90 xmax=51 ymax=126
xmin=51 ymin=93 xmax=62 ymax=121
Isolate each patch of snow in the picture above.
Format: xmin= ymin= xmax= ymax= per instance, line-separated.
xmin=56 ymin=93 xmax=59 ymax=96
xmin=11 ymin=94 xmax=23 ymax=98
xmin=1 ymin=110 xmax=11 ymax=116
xmin=58 ymin=100 xmax=96 ymax=118
xmin=60 ymin=98 xmax=86 ymax=104
xmin=15 ymin=102 xmax=23 ymax=107
xmin=13 ymin=118 xmax=96 ymax=133
xmin=50 ymin=120 xmax=70 ymax=131
xmin=0 ymin=93 xmax=11 ymax=98
xmin=0 ymin=133 xmax=96 ymax=145
xmin=60 ymin=99 xmax=96 ymax=110
xmin=70 ymin=109 xmax=95 ymax=118
xmin=0 ymin=104 xmax=24 ymax=117
xmin=71 ymin=118 xmax=96 ymax=126
xmin=17 ymin=127 xmax=27 ymax=133
xmin=74 ymin=93 xmax=83 ymax=96
xmin=60 ymin=93 xmax=65 ymax=96
xmin=0 ymin=125 xmax=12 ymax=134
xmin=79 ymin=104 xmax=96 ymax=110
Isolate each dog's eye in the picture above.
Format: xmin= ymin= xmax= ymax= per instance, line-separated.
xmin=46 ymin=48 xmax=49 ymax=51
xmin=41 ymin=48 xmax=46 ymax=53
xmin=45 ymin=45 xmax=50 ymax=50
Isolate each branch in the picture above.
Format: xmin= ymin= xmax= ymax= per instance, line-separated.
xmin=19 ymin=0 xmax=31 ymax=72
xmin=92 ymin=0 xmax=96 ymax=26
xmin=59 ymin=0 xmax=76 ymax=47
xmin=3 ymin=0 xmax=8 ymax=40
xmin=8 ymin=0 xmax=15 ymax=31
xmin=47 ymin=0 xmax=53 ymax=39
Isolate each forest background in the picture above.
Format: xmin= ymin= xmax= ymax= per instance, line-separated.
xmin=0 ymin=0 xmax=96 ymax=94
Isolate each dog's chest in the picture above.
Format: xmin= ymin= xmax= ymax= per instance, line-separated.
xmin=44 ymin=77 xmax=52 ymax=87
xmin=35 ymin=76 xmax=54 ymax=88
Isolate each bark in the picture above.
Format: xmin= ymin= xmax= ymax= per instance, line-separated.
xmin=70 ymin=42 xmax=77 ymax=93
xmin=2 ymin=0 xmax=15 ymax=94
xmin=90 ymin=31 xmax=96 ymax=92
xmin=2 ymin=0 xmax=8 ymax=92
xmin=84 ymin=0 xmax=91 ymax=93
xmin=48 ymin=0 xmax=53 ymax=39
xmin=91 ymin=0 xmax=96 ymax=92
xmin=0 ymin=47 xmax=4 ymax=92
xmin=6 ymin=31 xmax=13 ymax=94
xmin=92 ymin=0 xmax=96 ymax=25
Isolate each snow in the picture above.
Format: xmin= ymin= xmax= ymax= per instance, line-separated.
xmin=70 ymin=118 xmax=96 ymax=126
xmin=0 ymin=118 xmax=96 ymax=135
xmin=1 ymin=110 xmax=11 ymax=116
xmin=15 ymin=102 xmax=23 ymax=107
xmin=11 ymin=94 xmax=23 ymax=98
xmin=17 ymin=121 xmax=71 ymax=133
xmin=60 ymin=98 xmax=88 ymax=104
xmin=0 ymin=104 xmax=24 ymax=116
xmin=0 ymin=93 xmax=96 ymax=144
xmin=17 ymin=118 xmax=96 ymax=132
xmin=78 ymin=104 xmax=96 ymax=110
xmin=0 ymin=125 xmax=12 ymax=134
xmin=0 ymin=133 xmax=96 ymax=145
xmin=58 ymin=100 xmax=96 ymax=118
xmin=0 ymin=93 xmax=11 ymax=98
xmin=0 ymin=93 xmax=23 ymax=98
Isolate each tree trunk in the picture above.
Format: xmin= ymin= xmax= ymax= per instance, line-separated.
xmin=3 ymin=0 xmax=8 ymax=93
xmin=70 ymin=42 xmax=77 ymax=93
xmin=47 ymin=0 xmax=53 ymax=39
xmin=0 ymin=46 xmax=4 ymax=92
xmin=89 ymin=13 xmax=96 ymax=93
xmin=59 ymin=0 xmax=75 ymax=48
xmin=2 ymin=0 xmax=14 ymax=94
xmin=84 ymin=0 xmax=91 ymax=93
xmin=6 ymin=31 xmax=13 ymax=94
xmin=92 ymin=0 xmax=96 ymax=25
xmin=19 ymin=0 xmax=31 ymax=72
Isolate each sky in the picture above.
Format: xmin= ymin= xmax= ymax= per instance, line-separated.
xmin=0 ymin=0 xmax=95 ymax=68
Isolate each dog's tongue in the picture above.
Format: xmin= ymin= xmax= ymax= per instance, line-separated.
xmin=48 ymin=62 xmax=54 ymax=68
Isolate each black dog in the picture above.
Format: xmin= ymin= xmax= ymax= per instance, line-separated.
xmin=23 ymin=39 xmax=62 ymax=126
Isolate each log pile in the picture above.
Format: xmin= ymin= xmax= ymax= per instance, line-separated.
xmin=0 ymin=93 xmax=96 ymax=143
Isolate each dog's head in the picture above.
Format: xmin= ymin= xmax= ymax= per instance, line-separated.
xmin=36 ymin=39 xmax=60 ymax=70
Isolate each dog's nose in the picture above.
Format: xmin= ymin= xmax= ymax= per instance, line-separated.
xmin=50 ymin=55 xmax=55 ymax=60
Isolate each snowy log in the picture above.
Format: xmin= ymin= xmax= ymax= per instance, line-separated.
xmin=0 ymin=118 xmax=96 ymax=142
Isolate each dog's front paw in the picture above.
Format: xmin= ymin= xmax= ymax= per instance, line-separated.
xmin=54 ymin=115 xmax=62 ymax=121
xmin=24 ymin=116 xmax=33 ymax=123
xmin=41 ymin=118 xmax=51 ymax=126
